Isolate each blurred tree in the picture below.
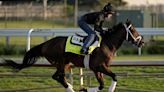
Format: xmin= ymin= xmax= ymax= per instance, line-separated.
xmin=1 ymin=0 xmax=41 ymax=5
xmin=98 ymin=0 xmax=127 ymax=7
xmin=1 ymin=0 xmax=127 ymax=7
xmin=66 ymin=0 xmax=126 ymax=7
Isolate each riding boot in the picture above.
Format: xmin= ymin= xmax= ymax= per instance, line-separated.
xmin=81 ymin=34 xmax=96 ymax=54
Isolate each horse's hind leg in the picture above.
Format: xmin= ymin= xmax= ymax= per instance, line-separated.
xmin=52 ymin=66 xmax=75 ymax=92
xmin=45 ymin=55 xmax=75 ymax=92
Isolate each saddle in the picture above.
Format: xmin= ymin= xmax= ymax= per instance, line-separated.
xmin=65 ymin=34 xmax=102 ymax=55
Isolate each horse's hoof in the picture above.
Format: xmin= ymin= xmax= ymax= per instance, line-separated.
xmin=79 ymin=88 xmax=87 ymax=92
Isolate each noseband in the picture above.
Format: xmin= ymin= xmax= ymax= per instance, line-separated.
xmin=123 ymin=24 xmax=142 ymax=45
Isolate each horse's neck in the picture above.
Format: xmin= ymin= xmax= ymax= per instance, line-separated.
xmin=102 ymin=28 xmax=126 ymax=53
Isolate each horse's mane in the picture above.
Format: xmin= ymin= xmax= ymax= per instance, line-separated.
xmin=102 ymin=22 xmax=124 ymax=36
xmin=100 ymin=22 xmax=125 ymax=50
xmin=111 ymin=22 xmax=124 ymax=33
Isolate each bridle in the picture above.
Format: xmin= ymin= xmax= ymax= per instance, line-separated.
xmin=123 ymin=24 xmax=142 ymax=46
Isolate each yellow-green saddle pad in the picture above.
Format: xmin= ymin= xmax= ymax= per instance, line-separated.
xmin=65 ymin=35 xmax=102 ymax=55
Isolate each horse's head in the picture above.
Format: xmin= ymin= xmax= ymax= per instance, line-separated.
xmin=123 ymin=19 xmax=144 ymax=47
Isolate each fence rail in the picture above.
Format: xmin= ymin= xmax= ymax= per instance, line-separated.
xmin=0 ymin=72 xmax=163 ymax=77
xmin=0 ymin=28 xmax=164 ymax=91
xmin=0 ymin=59 xmax=163 ymax=91
xmin=1 ymin=59 xmax=164 ymax=67
xmin=0 ymin=69 xmax=163 ymax=92
xmin=0 ymin=28 xmax=164 ymax=54
xmin=0 ymin=28 xmax=164 ymax=36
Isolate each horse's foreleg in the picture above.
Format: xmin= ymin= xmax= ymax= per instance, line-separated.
xmin=52 ymin=70 xmax=75 ymax=92
xmin=108 ymin=80 xmax=117 ymax=92
xmin=99 ymin=65 xmax=117 ymax=92
xmin=94 ymin=72 xmax=104 ymax=90
xmin=92 ymin=72 xmax=104 ymax=91
xmin=79 ymin=71 xmax=103 ymax=92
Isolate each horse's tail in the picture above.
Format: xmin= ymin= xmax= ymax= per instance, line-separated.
xmin=4 ymin=44 xmax=43 ymax=71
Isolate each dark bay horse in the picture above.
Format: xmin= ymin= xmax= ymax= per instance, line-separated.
xmin=4 ymin=20 xmax=144 ymax=92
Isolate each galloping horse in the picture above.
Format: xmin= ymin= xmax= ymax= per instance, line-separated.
xmin=4 ymin=20 xmax=144 ymax=92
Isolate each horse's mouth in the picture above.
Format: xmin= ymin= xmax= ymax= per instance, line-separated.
xmin=131 ymin=36 xmax=144 ymax=47
xmin=138 ymin=41 xmax=145 ymax=47
xmin=135 ymin=40 xmax=144 ymax=47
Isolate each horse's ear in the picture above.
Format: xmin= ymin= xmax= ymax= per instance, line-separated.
xmin=126 ymin=18 xmax=131 ymax=24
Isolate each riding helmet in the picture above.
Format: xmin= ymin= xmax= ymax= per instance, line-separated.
xmin=102 ymin=3 xmax=114 ymax=14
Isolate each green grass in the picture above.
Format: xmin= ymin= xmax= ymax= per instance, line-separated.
xmin=86 ymin=66 xmax=164 ymax=91
xmin=154 ymin=36 xmax=164 ymax=41
xmin=113 ymin=55 xmax=164 ymax=60
xmin=0 ymin=36 xmax=49 ymax=46
xmin=0 ymin=20 xmax=74 ymax=28
xmin=158 ymin=20 xmax=164 ymax=27
xmin=1 ymin=55 xmax=164 ymax=60
xmin=0 ymin=66 xmax=163 ymax=92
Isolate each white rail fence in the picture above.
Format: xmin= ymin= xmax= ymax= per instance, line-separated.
xmin=0 ymin=28 xmax=164 ymax=54
xmin=0 ymin=28 xmax=164 ymax=88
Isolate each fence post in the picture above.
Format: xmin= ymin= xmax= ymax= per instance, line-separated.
xmin=138 ymin=47 xmax=141 ymax=56
xmin=26 ymin=28 xmax=34 ymax=51
xmin=70 ymin=69 xmax=74 ymax=84
xmin=79 ymin=68 xmax=83 ymax=88
xmin=43 ymin=0 xmax=48 ymax=20
xmin=6 ymin=36 xmax=10 ymax=46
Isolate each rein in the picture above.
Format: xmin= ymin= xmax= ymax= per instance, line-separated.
xmin=123 ymin=24 xmax=142 ymax=45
